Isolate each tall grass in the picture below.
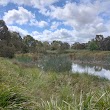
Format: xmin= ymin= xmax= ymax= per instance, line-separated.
xmin=69 ymin=50 xmax=110 ymax=64
xmin=40 ymin=55 xmax=72 ymax=72
xmin=38 ymin=90 xmax=110 ymax=110
xmin=15 ymin=54 xmax=33 ymax=63
xmin=0 ymin=57 xmax=110 ymax=109
xmin=14 ymin=54 xmax=39 ymax=68
xmin=0 ymin=84 xmax=28 ymax=109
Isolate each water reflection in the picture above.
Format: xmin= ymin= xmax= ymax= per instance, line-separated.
xmin=72 ymin=63 xmax=110 ymax=80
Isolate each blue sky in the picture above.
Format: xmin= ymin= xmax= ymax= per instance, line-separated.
xmin=0 ymin=0 xmax=110 ymax=44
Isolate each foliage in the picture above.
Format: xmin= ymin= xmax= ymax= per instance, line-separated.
xmin=71 ymin=42 xmax=86 ymax=50
xmin=0 ymin=46 xmax=15 ymax=58
xmin=1 ymin=20 xmax=110 ymax=58
xmin=51 ymin=40 xmax=62 ymax=50
xmin=88 ymin=41 xmax=99 ymax=51
xmin=9 ymin=32 xmax=26 ymax=52
xmin=0 ymin=20 xmax=9 ymax=41
xmin=43 ymin=41 xmax=50 ymax=50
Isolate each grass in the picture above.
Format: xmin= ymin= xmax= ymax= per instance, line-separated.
xmin=0 ymin=84 xmax=27 ymax=109
xmin=68 ymin=50 xmax=110 ymax=64
xmin=46 ymin=49 xmax=110 ymax=64
xmin=0 ymin=57 xmax=110 ymax=109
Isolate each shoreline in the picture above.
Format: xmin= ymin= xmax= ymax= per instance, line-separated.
xmin=73 ymin=60 xmax=110 ymax=66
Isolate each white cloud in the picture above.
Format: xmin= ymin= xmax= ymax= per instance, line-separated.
xmin=50 ymin=21 xmax=61 ymax=30
xmin=7 ymin=24 xmax=110 ymax=44
xmin=1 ymin=0 xmax=110 ymax=44
xmin=31 ymin=0 xmax=59 ymax=9
xmin=8 ymin=25 xmax=75 ymax=44
xmin=30 ymin=19 xmax=48 ymax=28
xmin=38 ymin=21 xmax=48 ymax=28
xmin=41 ymin=1 xmax=110 ymax=42
xmin=3 ymin=7 xmax=35 ymax=25
xmin=32 ymin=29 xmax=76 ymax=44
xmin=48 ymin=2 xmax=100 ymax=26
xmin=0 ymin=0 xmax=9 ymax=6
xmin=8 ymin=26 xmax=29 ymax=36
xmin=0 ymin=0 xmax=59 ymax=9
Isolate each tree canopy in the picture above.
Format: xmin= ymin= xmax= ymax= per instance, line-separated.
xmin=0 ymin=20 xmax=110 ymax=58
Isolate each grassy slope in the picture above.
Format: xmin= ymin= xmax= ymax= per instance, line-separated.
xmin=0 ymin=57 xmax=110 ymax=109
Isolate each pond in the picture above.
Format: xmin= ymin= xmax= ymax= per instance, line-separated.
xmin=15 ymin=54 xmax=110 ymax=80
xmin=37 ymin=55 xmax=110 ymax=80
xmin=72 ymin=62 xmax=110 ymax=80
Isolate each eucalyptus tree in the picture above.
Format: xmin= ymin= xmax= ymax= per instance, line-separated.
xmin=23 ymin=35 xmax=36 ymax=52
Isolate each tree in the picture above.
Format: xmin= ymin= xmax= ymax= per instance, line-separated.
xmin=9 ymin=32 xmax=23 ymax=52
xmin=60 ymin=42 xmax=70 ymax=50
xmin=88 ymin=41 xmax=99 ymax=51
xmin=23 ymin=35 xmax=36 ymax=52
xmin=36 ymin=40 xmax=45 ymax=53
xmin=95 ymin=35 xmax=104 ymax=42
xmin=43 ymin=41 xmax=50 ymax=50
xmin=71 ymin=42 xmax=86 ymax=50
xmin=100 ymin=36 xmax=110 ymax=51
xmin=0 ymin=20 xmax=11 ymax=44
xmin=0 ymin=46 xmax=15 ymax=58
xmin=51 ymin=41 xmax=62 ymax=50
xmin=0 ymin=20 xmax=15 ymax=58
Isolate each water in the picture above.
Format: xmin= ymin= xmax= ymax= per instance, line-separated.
xmin=72 ymin=62 xmax=110 ymax=80
xmin=38 ymin=55 xmax=110 ymax=79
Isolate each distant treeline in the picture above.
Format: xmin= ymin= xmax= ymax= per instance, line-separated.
xmin=0 ymin=20 xmax=110 ymax=58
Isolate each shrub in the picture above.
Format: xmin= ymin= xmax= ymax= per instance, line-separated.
xmin=0 ymin=46 xmax=15 ymax=58
xmin=40 ymin=55 xmax=72 ymax=72
xmin=88 ymin=41 xmax=99 ymax=51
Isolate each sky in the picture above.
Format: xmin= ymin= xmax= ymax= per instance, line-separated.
xmin=0 ymin=0 xmax=110 ymax=44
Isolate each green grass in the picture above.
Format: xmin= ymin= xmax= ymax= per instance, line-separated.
xmin=0 ymin=57 xmax=110 ymax=109
xmin=0 ymin=84 xmax=27 ymax=109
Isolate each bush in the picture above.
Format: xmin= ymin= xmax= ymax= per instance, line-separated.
xmin=88 ymin=41 xmax=99 ymax=51
xmin=0 ymin=46 xmax=15 ymax=58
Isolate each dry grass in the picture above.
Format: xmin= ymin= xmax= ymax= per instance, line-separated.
xmin=69 ymin=50 xmax=110 ymax=63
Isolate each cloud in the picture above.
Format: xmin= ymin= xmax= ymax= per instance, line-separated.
xmin=8 ymin=25 xmax=29 ymax=36
xmin=3 ymin=7 xmax=35 ymax=25
xmin=41 ymin=1 xmax=110 ymax=42
xmin=50 ymin=21 xmax=61 ymax=30
xmin=0 ymin=0 xmax=9 ymax=6
xmin=32 ymin=29 xmax=76 ymax=44
xmin=8 ymin=25 xmax=75 ymax=44
xmin=3 ymin=7 xmax=48 ymax=28
xmin=8 ymin=23 xmax=110 ymax=44
xmin=0 ymin=0 xmax=59 ymax=9
xmin=1 ymin=0 xmax=110 ymax=44
xmin=30 ymin=19 xmax=48 ymax=28
xmin=31 ymin=0 xmax=59 ymax=9
xmin=47 ymin=2 xmax=100 ymax=26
